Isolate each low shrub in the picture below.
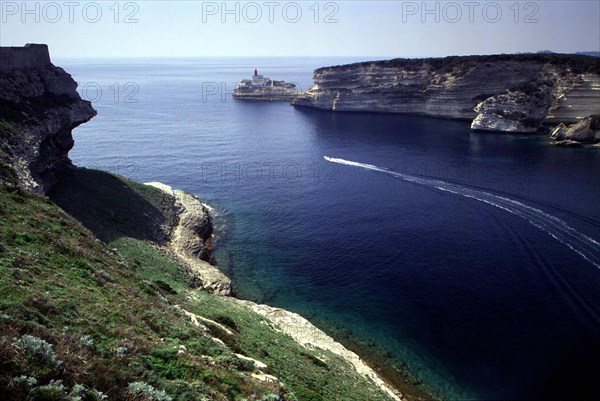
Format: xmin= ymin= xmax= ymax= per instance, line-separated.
xmin=127 ymin=381 xmax=173 ymax=401
xmin=13 ymin=335 xmax=62 ymax=369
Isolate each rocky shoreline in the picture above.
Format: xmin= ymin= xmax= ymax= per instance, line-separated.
xmin=0 ymin=44 xmax=423 ymax=400
xmin=145 ymin=182 xmax=233 ymax=296
xmin=147 ymin=181 xmax=418 ymax=401
xmin=237 ymin=301 xmax=406 ymax=401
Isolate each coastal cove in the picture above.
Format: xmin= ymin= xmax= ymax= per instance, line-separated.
xmin=0 ymin=48 xmax=422 ymax=401
xmin=62 ymin=57 xmax=600 ymax=400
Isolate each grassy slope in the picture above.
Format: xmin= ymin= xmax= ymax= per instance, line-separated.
xmin=0 ymin=170 xmax=397 ymax=401
xmin=48 ymin=168 xmax=178 ymax=243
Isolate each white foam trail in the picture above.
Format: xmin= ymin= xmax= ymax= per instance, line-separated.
xmin=202 ymin=202 xmax=215 ymax=213
xmin=324 ymin=156 xmax=600 ymax=270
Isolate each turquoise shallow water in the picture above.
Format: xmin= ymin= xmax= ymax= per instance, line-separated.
xmin=61 ymin=57 xmax=600 ymax=400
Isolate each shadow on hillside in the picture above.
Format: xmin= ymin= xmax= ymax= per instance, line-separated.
xmin=48 ymin=167 xmax=173 ymax=244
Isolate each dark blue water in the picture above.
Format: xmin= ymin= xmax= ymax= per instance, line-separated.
xmin=58 ymin=57 xmax=600 ymax=400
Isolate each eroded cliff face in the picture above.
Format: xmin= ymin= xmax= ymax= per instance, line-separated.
xmin=470 ymin=77 xmax=555 ymax=133
xmin=292 ymin=55 xmax=600 ymax=134
xmin=0 ymin=44 xmax=96 ymax=193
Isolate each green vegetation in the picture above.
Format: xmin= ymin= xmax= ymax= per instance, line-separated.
xmin=48 ymin=168 xmax=178 ymax=243
xmin=0 ymin=172 xmax=399 ymax=401
xmin=323 ymin=53 xmax=600 ymax=75
xmin=0 ymin=118 xmax=17 ymax=133
xmin=0 ymin=119 xmax=19 ymax=186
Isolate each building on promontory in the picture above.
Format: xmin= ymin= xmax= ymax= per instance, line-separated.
xmin=233 ymin=69 xmax=300 ymax=101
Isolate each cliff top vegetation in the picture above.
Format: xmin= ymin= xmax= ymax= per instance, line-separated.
xmin=318 ymin=53 xmax=600 ymax=75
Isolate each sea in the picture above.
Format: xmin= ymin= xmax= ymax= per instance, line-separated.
xmin=56 ymin=57 xmax=600 ymax=400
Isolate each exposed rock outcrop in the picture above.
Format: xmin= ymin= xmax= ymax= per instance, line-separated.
xmin=292 ymin=54 xmax=600 ymax=134
xmin=549 ymin=115 xmax=600 ymax=144
xmin=471 ymin=79 xmax=555 ymax=132
xmin=237 ymin=300 xmax=406 ymax=401
xmin=145 ymin=182 xmax=232 ymax=296
xmin=0 ymin=44 xmax=96 ymax=193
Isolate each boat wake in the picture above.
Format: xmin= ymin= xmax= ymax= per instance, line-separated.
xmin=324 ymin=156 xmax=600 ymax=270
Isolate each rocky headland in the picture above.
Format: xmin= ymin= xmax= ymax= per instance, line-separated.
xmin=0 ymin=44 xmax=96 ymax=193
xmin=292 ymin=54 xmax=600 ymax=143
xmin=0 ymin=44 xmax=418 ymax=401
xmin=145 ymin=181 xmax=233 ymax=296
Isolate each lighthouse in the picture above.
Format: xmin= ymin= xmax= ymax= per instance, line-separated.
xmin=251 ymin=69 xmax=267 ymax=86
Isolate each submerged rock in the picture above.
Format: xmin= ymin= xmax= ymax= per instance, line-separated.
xmin=553 ymin=139 xmax=583 ymax=148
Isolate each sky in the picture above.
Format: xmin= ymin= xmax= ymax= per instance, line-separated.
xmin=0 ymin=0 xmax=599 ymax=58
